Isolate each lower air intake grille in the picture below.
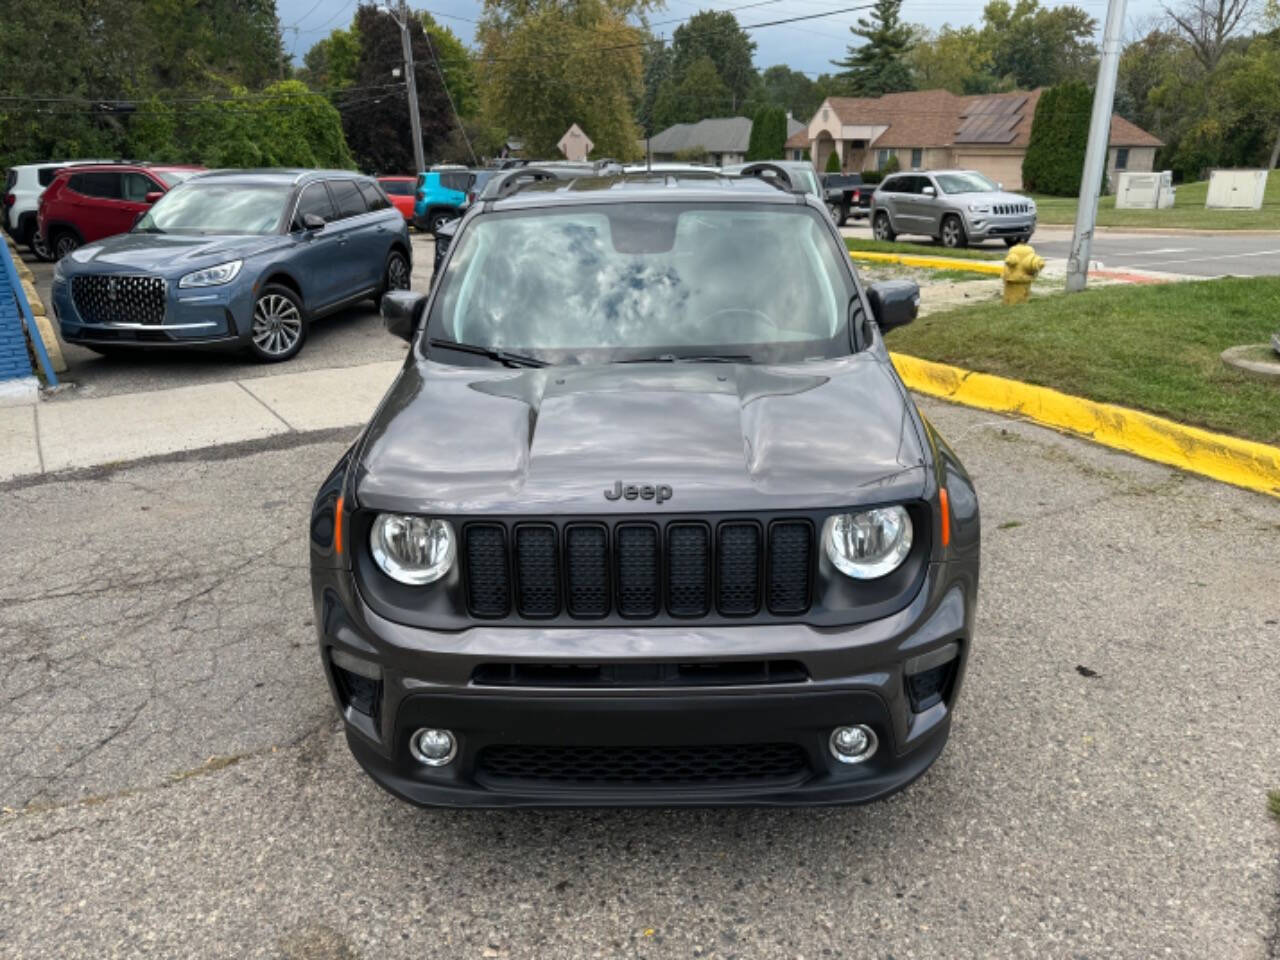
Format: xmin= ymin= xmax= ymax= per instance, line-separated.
xmin=476 ymin=742 xmax=809 ymax=786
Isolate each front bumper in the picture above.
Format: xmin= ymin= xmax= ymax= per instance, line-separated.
xmin=313 ymin=558 xmax=977 ymax=808
xmin=51 ymin=275 xmax=253 ymax=350
xmin=964 ymin=213 xmax=1037 ymax=241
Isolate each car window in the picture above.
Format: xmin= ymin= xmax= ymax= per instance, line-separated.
xmin=429 ymin=203 xmax=855 ymax=364
xmin=122 ymin=172 xmax=161 ymax=202
xmin=380 ymin=180 xmax=414 ymax=196
xmin=294 ymin=182 xmax=336 ymax=227
xmin=358 ymin=180 xmax=391 ymax=211
xmin=879 ymin=176 xmax=903 ymax=193
xmin=328 ymin=179 xmax=367 ymax=219
xmin=3 ymin=170 xmax=15 ymax=192
xmin=439 ymin=171 xmax=470 ymax=192
xmin=69 ymin=172 xmax=123 ymax=199
xmin=136 ymin=182 xmax=291 ymax=235
xmin=37 ymin=166 xmax=63 ymax=188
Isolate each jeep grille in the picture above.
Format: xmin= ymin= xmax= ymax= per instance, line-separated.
xmin=462 ymin=518 xmax=814 ymax=621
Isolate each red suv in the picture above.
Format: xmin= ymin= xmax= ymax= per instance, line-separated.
xmin=37 ymin=163 xmax=204 ymax=259
xmin=376 ymin=175 xmax=417 ymax=223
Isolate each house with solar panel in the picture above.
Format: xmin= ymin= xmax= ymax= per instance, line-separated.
xmin=784 ymin=89 xmax=1162 ymax=191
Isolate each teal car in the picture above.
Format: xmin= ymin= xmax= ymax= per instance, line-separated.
xmin=412 ymin=166 xmax=488 ymax=234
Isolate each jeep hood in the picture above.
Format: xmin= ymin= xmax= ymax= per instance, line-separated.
xmin=356 ymin=355 xmax=927 ymax=514
xmin=65 ymin=232 xmax=285 ymax=274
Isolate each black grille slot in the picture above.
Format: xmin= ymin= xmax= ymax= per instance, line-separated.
xmin=767 ymin=521 xmax=812 ymax=614
xmin=717 ymin=523 xmax=761 ymax=615
xmin=465 ymin=524 xmax=510 ymax=617
xmin=71 ymin=274 xmax=166 ymax=326
xmin=515 ymin=525 xmax=558 ymax=617
xmin=616 ymin=524 xmax=659 ymax=617
xmin=667 ymin=523 xmax=710 ymax=617
xmin=477 ymin=742 xmax=809 ymax=786
xmin=565 ymin=524 xmax=609 ymax=617
xmin=472 ymin=660 xmax=808 ymax=687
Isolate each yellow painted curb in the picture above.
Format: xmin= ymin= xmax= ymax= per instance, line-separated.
xmin=851 ymin=250 xmax=1005 ymax=275
xmin=890 ymin=352 xmax=1280 ymax=499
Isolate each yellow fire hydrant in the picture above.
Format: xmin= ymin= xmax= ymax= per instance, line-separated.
xmin=1002 ymin=243 xmax=1045 ymax=305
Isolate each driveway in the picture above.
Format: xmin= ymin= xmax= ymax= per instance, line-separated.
xmin=2 ymin=398 xmax=1277 ymax=959
xmin=21 ymin=233 xmax=434 ymax=400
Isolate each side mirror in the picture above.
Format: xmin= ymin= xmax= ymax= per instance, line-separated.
xmin=303 ymin=213 xmax=326 ymax=231
xmin=921 ymin=185 xmax=936 ymax=197
xmin=866 ymin=280 xmax=919 ymax=333
xmin=381 ymin=290 xmax=427 ymax=343
xmin=144 ymin=191 xmax=164 ymax=204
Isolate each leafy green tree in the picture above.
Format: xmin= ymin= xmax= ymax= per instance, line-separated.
xmin=638 ymin=43 xmax=674 ymax=135
xmin=759 ymin=65 xmax=821 ymax=120
xmin=670 ymin=11 xmax=759 ymax=111
xmin=302 ymin=26 xmax=361 ymax=90
xmin=478 ymin=0 xmax=646 ymax=160
xmin=420 ymin=13 xmax=479 ymax=118
xmin=832 ymin=0 xmax=915 ymax=96
xmin=1021 ymin=82 xmax=1091 ymax=194
xmin=909 ymin=25 xmax=999 ymax=93
xmin=746 ymin=105 xmax=787 ymax=159
xmin=825 ymin=149 xmax=841 ymax=172
xmin=981 ymin=0 xmax=1097 ymax=89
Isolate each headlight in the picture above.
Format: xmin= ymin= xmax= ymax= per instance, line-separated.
xmin=967 ymin=203 xmax=991 ymax=214
xmin=370 ymin=514 xmax=455 ymax=585
xmin=178 ymin=259 xmax=243 ymax=288
xmin=822 ymin=507 xmax=913 ymax=579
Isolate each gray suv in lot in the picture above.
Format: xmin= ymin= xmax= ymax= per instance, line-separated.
xmin=871 ymin=170 xmax=1036 ymax=248
xmin=309 ymin=171 xmax=980 ymax=808
xmin=51 ymin=169 xmax=412 ymax=362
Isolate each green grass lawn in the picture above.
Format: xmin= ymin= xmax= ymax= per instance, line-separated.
xmin=845 ymin=237 xmax=1005 ymax=261
xmin=886 ymin=275 xmax=1280 ymax=444
xmin=1030 ymin=176 xmax=1280 ymax=230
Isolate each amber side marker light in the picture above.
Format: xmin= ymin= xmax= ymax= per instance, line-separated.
xmin=334 ymin=495 xmax=345 ymax=555
xmin=939 ymin=488 xmax=951 ymax=548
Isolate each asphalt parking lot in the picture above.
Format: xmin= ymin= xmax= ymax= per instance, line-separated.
xmin=20 ymin=234 xmax=434 ymax=400
xmin=2 ymin=396 xmax=1277 ymax=958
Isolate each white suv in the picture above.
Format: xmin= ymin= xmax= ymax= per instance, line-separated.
xmin=3 ymin=160 xmax=109 ymax=259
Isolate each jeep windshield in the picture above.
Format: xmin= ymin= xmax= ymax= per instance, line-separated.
xmin=425 ymin=202 xmax=856 ymax=366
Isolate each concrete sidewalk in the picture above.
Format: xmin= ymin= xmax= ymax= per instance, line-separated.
xmin=0 ymin=359 xmax=402 ymax=481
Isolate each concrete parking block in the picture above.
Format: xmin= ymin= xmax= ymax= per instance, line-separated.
xmin=36 ymin=381 xmax=287 ymax=472
xmin=0 ymin=404 xmax=40 ymax=479
xmin=237 ymin=360 xmax=402 ymax=431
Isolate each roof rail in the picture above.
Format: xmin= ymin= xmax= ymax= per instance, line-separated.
xmin=732 ymin=162 xmax=800 ymax=194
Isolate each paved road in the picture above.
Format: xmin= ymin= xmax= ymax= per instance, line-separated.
xmin=2 ymin=400 xmax=1277 ymax=959
xmin=21 ymin=234 xmax=434 ymax=400
xmin=841 ymin=221 xmax=1280 ymax=277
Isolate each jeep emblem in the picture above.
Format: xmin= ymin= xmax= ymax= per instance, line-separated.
xmin=604 ymin=481 xmax=673 ymax=504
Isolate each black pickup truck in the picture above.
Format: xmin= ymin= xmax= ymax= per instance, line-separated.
xmin=822 ymin=173 xmax=873 ymax=226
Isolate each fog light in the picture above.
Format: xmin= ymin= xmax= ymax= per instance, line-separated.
xmin=409 ymin=728 xmax=457 ymax=766
xmin=829 ymin=724 xmax=878 ymax=764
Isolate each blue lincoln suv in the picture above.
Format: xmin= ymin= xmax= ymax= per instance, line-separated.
xmin=50 ymin=169 xmax=413 ymax=362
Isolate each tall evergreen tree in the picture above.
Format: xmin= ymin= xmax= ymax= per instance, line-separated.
xmin=832 ymin=0 xmax=915 ymax=96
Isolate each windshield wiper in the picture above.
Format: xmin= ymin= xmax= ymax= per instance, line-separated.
xmin=617 ymin=353 xmax=754 ymax=364
xmin=427 ymin=337 xmax=547 ymax=368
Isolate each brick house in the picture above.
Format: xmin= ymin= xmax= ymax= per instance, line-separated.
xmin=784 ymin=88 xmax=1163 ymax=190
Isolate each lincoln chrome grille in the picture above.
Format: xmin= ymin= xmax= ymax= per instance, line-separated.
xmin=462 ymin=518 xmax=814 ymax=621
xmin=71 ymin=274 xmax=166 ymax=326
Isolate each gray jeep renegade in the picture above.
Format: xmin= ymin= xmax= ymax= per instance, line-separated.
xmin=309 ymin=170 xmax=980 ymax=808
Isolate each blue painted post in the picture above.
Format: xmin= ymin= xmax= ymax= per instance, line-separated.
xmin=0 ymin=239 xmax=57 ymax=387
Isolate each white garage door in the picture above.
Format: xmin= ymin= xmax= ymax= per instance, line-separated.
xmin=953 ymin=153 xmax=1025 ymax=191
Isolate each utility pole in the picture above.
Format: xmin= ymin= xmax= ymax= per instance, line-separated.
xmin=389 ymin=0 xmax=426 ymax=175
xmin=1065 ymin=0 xmax=1127 ymax=292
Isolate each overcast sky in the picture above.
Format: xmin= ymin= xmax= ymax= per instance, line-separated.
xmin=279 ymin=0 xmax=1169 ymax=81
